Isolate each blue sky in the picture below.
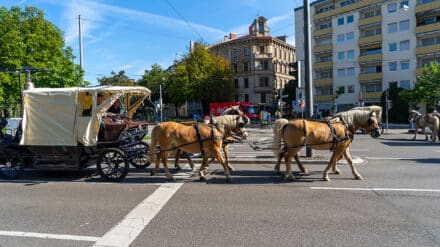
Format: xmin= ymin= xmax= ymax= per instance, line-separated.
xmin=4 ymin=0 xmax=301 ymax=84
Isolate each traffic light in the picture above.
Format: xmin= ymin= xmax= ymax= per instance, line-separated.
xmin=386 ymin=99 xmax=393 ymax=110
xmin=288 ymin=60 xmax=301 ymax=88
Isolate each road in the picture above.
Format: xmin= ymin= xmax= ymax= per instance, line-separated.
xmin=1 ymin=126 xmax=439 ymax=246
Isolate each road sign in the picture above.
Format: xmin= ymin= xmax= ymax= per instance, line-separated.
xmin=300 ymin=100 xmax=305 ymax=109
xmin=292 ymin=101 xmax=298 ymax=107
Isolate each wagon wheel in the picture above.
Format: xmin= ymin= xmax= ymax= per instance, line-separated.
xmin=97 ymin=148 xmax=129 ymax=182
xmin=129 ymin=142 xmax=151 ymax=169
xmin=0 ymin=149 xmax=24 ymax=179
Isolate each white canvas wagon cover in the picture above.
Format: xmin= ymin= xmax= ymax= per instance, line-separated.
xmin=20 ymin=86 xmax=151 ymax=146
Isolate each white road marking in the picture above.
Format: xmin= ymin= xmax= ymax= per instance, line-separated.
xmin=93 ymin=182 xmax=184 ymax=247
xmin=311 ymin=187 xmax=440 ymax=192
xmin=0 ymin=230 xmax=99 ymax=242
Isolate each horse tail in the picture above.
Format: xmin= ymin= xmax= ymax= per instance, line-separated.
xmin=273 ymin=118 xmax=289 ymax=159
xmin=149 ymin=125 xmax=159 ymax=162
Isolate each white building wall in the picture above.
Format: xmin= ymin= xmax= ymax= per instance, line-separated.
xmin=333 ymin=11 xmax=360 ymax=107
xmin=381 ymin=0 xmax=417 ymax=90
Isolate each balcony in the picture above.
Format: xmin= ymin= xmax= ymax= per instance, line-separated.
xmin=359 ymin=34 xmax=382 ymax=46
xmin=416 ymin=43 xmax=440 ymax=55
xmin=358 ymin=53 xmax=382 ymax=64
xmin=416 ymin=0 xmax=440 ymax=13
xmin=359 ymin=72 xmax=382 ymax=81
xmin=361 ymin=91 xmax=382 ymax=99
xmin=254 ymin=52 xmax=273 ymax=59
xmin=358 ymin=15 xmax=381 ymax=27
xmin=315 ymin=95 xmax=334 ymax=102
xmin=314 ymin=28 xmax=332 ymax=37
xmin=416 ymin=22 xmax=440 ymax=35
xmin=314 ymin=77 xmax=333 ymax=86
xmin=314 ymin=61 xmax=333 ymax=70
xmin=313 ymin=0 xmax=383 ymax=21
xmin=314 ymin=44 xmax=332 ymax=54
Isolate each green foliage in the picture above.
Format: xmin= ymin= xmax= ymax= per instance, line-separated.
xmin=0 ymin=6 xmax=79 ymax=113
xmin=137 ymin=64 xmax=169 ymax=102
xmin=400 ymin=62 xmax=440 ymax=111
xmin=98 ymin=70 xmax=133 ymax=86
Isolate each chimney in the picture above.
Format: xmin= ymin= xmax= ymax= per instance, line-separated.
xmin=229 ymin=32 xmax=237 ymax=39
xmin=276 ymin=35 xmax=287 ymax=42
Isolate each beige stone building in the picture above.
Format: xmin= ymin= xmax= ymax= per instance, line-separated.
xmin=208 ymin=16 xmax=296 ymax=105
xmin=295 ymin=0 xmax=440 ymax=114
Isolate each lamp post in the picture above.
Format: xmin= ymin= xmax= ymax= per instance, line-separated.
xmin=159 ymin=83 xmax=163 ymax=122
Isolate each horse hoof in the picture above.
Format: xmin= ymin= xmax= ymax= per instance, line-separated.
xmin=167 ymin=176 xmax=175 ymax=181
xmin=323 ymin=176 xmax=331 ymax=182
xmin=199 ymin=176 xmax=206 ymax=182
xmin=285 ymin=175 xmax=294 ymax=182
xmin=302 ymin=169 xmax=309 ymax=174
xmin=149 ymin=170 xmax=155 ymax=176
xmin=355 ymin=175 xmax=363 ymax=180
xmin=334 ymin=170 xmax=341 ymax=175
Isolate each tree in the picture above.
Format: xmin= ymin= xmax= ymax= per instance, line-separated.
xmin=400 ymin=62 xmax=440 ymax=111
xmin=174 ymin=44 xmax=234 ymax=114
xmin=98 ymin=70 xmax=133 ymax=86
xmin=0 ymin=6 xmax=79 ymax=115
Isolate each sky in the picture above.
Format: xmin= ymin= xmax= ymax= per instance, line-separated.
xmin=3 ymin=0 xmax=302 ymax=84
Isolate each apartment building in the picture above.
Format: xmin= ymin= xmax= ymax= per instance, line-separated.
xmin=295 ymin=0 xmax=440 ymax=114
xmin=208 ymin=16 xmax=296 ymax=105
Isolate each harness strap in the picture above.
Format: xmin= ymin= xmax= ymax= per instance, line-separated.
xmin=326 ymin=120 xmax=338 ymax=152
xmin=193 ymin=121 xmax=205 ymax=156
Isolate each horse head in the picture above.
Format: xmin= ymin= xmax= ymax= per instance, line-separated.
xmin=366 ymin=112 xmax=381 ymax=138
xmin=229 ymin=113 xmax=249 ymax=140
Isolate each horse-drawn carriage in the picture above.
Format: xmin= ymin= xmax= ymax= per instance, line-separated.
xmin=0 ymin=85 xmax=151 ymax=181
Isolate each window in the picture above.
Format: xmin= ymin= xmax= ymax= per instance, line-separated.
xmin=233 ymin=63 xmax=238 ymax=73
xmin=259 ymin=77 xmax=269 ymax=87
xmin=389 ymin=81 xmax=398 ymax=88
xmin=399 ymin=20 xmax=409 ymax=31
xmin=234 ymin=79 xmax=239 ymax=88
xmin=387 ymin=3 xmax=397 ymax=13
xmin=422 ymin=37 xmax=435 ymax=46
xmin=389 ymin=61 xmax=397 ymax=71
xmin=347 ymin=15 xmax=354 ymax=23
xmin=243 ymin=47 xmax=249 ymax=56
xmin=233 ymin=48 xmax=238 ymax=58
xmin=388 ymin=22 xmax=397 ymax=33
xmin=261 ymin=93 xmax=266 ymax=103
xmin=243 ymin=62 xmax=249 ymax=73
xmin=258 ymin=22 xmax=264 ymax=33
xmin=400 ymin=60 xmax=410 ymax=70
xmin=347 ymin=50 xmax=354 ymax=59
xmin=346 ymin=32 xmax=354 ymax=41
xmin=338 ymin=17 xmax=344 ymax=25
xmin=245 ymin=94 xmax=249 ymax=102
xmin=259 ymin=45 xmax=265 ymax=53
xmin=364 ymin=83 xmax=382 ymax=92
xmin=338 ymin=52 xmax=345 ymax=60
xmin=234 ymin=95 xmax=239 ymax=101
xmin=400 ymin=80 xmax=410 ymax=89
xmin=348 ymin=85 xmax=355 ymax=93
xmin=389 ymin=42 xmax=397 ymax=52
xmin=400 ymin=0 xmax=409 ymax=9
xmin=400 ymin=40 xmax=410 ymax=51
xmin=244 ymin=78 xmax=249 ymax=88
xmin=337 ymin=34 xmax=345 ymax=43
xmin=347 ymin=67 xmax=355 ymax=77
xmin=337 ymin=69 xmax=346 ymax=78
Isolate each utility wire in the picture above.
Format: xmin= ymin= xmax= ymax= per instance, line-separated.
xmin=165 ymin=0 xmax=205 ymax=42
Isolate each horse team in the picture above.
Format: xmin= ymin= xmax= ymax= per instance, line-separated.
xmin=147 ymin=106 xmax=384 ymax=182
xmin=408 ymin=109 xmax=440 ymax=142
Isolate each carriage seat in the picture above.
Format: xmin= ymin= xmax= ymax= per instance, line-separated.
xmin=98 ymin=117 xmax=127 ymax=142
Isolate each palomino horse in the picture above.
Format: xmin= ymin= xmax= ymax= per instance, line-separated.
xmin=149 ymin=119 xmax=246 ymax=181
xmin=352 ymin=105 xmax=383 ymax=132
xmin=273 ymin=110 xmax=380 ymax=181
xmin=174 ymin=113 xmax=249 ymax=171
xmin=408 ymin=110 xmax=439 ymax=142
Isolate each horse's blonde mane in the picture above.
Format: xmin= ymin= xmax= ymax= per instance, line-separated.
xmin=332 ymin=109 xmax=373 ymax=128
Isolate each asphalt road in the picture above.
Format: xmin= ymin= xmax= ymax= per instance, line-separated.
xmin=1 ymin=126 xmax=439 ymax=246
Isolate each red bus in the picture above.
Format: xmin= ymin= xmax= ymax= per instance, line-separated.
xmin=209 ymin=102 xmax=259 ymax=123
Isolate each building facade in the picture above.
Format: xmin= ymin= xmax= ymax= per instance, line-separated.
xmin=295 ymin=0 xmax=440 ymax=114
xmin=209 ymin=16 xmax=296 ymax=105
